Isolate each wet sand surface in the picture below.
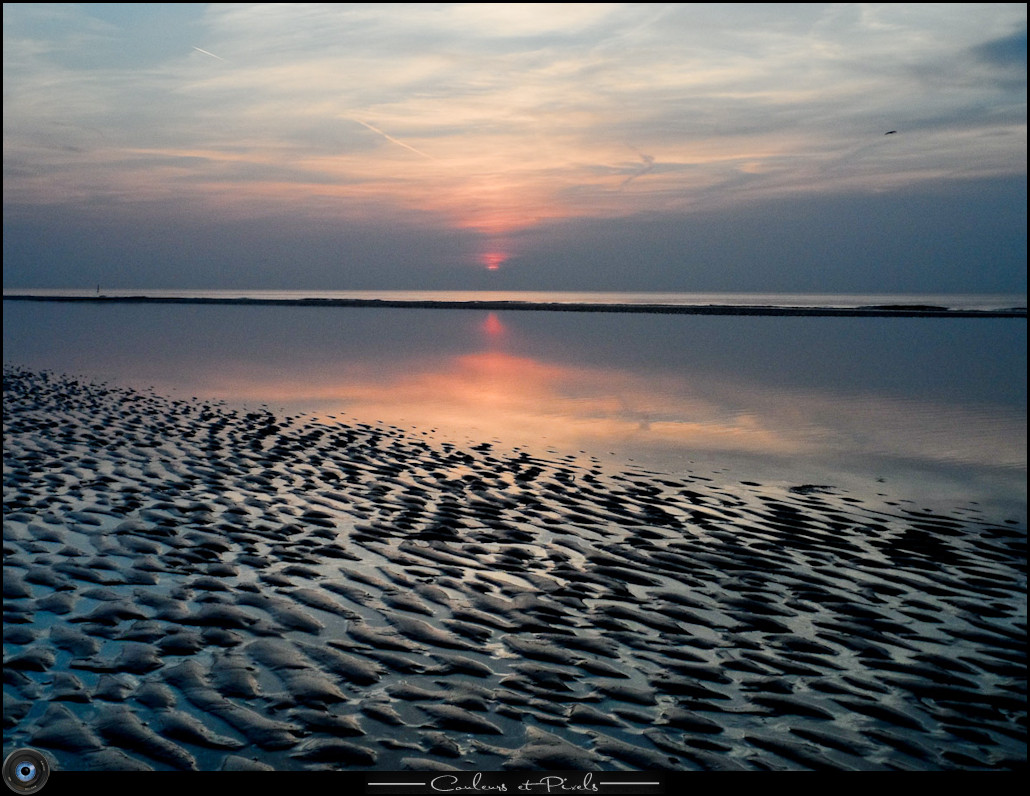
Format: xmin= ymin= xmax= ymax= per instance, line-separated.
xmin=3 ymin=366 xmax=1026 ymax=771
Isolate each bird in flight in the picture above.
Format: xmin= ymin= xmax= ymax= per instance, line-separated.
xmin=884 ymin=130 xmax=897 ymax=135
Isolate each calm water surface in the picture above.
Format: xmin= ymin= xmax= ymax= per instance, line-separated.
xmin=4 ymin=288 xmax=1026 ymax=311
xmin=4 ymin=300 xmax=1026 ymax=523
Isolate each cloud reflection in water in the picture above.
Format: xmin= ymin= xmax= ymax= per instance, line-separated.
xmin=3 ymin=300 xmax=1025 ymax=516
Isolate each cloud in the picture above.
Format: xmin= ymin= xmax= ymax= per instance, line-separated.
xmin=971 ymin=25 xmax=1028 ymax=68
xmin=3 ymin=3 xmax=1026 ymax=288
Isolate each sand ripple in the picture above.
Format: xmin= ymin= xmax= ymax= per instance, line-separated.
xmin=3 ymin=366 xmax=1025 ymax=771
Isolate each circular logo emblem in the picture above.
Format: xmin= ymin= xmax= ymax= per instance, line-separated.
xmin=3 ymin=749 xmax=51 ymax=794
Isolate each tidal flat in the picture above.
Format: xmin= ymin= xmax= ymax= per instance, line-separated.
xmin=3 ymin=364 xmax=1026 ymax=772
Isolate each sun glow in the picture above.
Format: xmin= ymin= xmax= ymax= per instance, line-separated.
xmin=480 ymin=251 xmax=507 ymax=271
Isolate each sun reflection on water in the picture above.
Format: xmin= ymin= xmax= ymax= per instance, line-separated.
xmin=4 ymin=300 xmax=1024 ymax=520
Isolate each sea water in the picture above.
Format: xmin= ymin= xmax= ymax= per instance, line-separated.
xmin=3 ymin=287 xmax=1026 ymax=312
xmin=3 ymin=296 xmax=1026 ymax=524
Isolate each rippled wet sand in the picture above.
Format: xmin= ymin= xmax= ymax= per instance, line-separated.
xmin=3 ymin=366 xmax=1026 ymax=771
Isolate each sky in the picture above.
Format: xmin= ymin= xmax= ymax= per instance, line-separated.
xmin=3 ymin=3 xmax=1027 ymax=292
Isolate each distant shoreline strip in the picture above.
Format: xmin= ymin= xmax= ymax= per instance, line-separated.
xmin=3 ymin=294 xmax=1026 ymax=318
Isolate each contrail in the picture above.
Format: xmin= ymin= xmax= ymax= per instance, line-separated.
xmin=620 ymin=152 xmax=656 ymax=188
xmin=192 ymin=46 xmax=225 ymax=61
xmin=352 ymin=119 xmax=438 ymax=161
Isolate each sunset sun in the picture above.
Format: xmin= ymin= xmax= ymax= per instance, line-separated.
xmin=480 ymin=251 xmax=507 ymax=271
